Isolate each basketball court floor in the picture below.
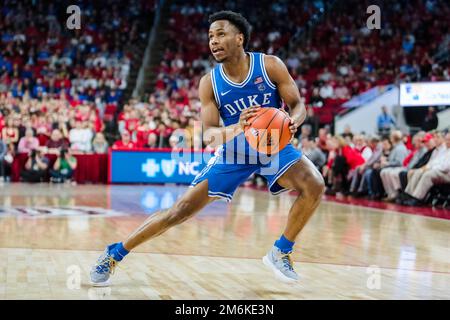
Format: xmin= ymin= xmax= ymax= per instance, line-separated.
xmin=0 ymin=183 xmax=449 ymax=299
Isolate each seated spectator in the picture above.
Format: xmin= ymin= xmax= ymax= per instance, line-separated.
xmin=310 ymin=87 xmax=324 ymax=107
xmin=302 ymin=137 xmax=326 ymax=170
xmin=303 ymin=108 xmax=319 ymax=137
xmin=317 ymin=128 xmax=329 ymax=156
xmin=50 ymin=149 xmax=77 ymax=183
xmin=46 ymin=129 xmax=69 ymax=154
xmin=145 ymin=133 xmax=158 ymax=148
xmin=112 ymin=131 xmax=136 ymax=149
xmin=341 ymin=125 xmax=354 ymax=143
xmin=350 ymin=135 xmax=382 ymax=196
xmin=402 ymin=132 xmax=450 ymax=206
xmin=1 ymin=143 xmax=15 ymax=182
xmin=319 ymin=82 xmax=334 ymax=99
xmin=324 ymin=136 xmax=365 ymax=195
xmin=0 ymin=138 xmax=6 ymax=182
xmin=399 ymin=133 xmax=438 ymax=191
xmin=17 ymin=128 xmax=40 ymax=154
xmin=20 ymin=149 xmax=49 ymax=183
xmin=69 ymin=121 xmax=93 ymax=153
xmin=297 ymin=124 xmax=312 ymax=140
xmin=1 ymin=118 xmax=19 ymax=145
xmin=353 ymin=134 xmax=373 ymax=161
xmin=380 ymin=132 xmax=427 ymax=201
xmin=370 ymin=130 xmax=409 ymax=199
xmin=92 ymin=133 xmax=109 ymax=154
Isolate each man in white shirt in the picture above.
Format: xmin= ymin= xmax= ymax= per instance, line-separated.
xmin=69 ymin=120 xmax=93 ymax=153
xmin=404 ymin=132 xmax=450 ymax=205
xmin=319 ymin=82 xmax=334 ymax=99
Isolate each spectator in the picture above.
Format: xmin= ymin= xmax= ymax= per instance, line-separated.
xmin=112 ymin=131 xmax=136 ymax=149
xmin=377 ymin=106 xmax=396 ymax=137
xmin=302 ymin=137 xmax=326 ymax=170
xmin=17 ymin=128 xmax=40 ymax=154
xmin=324 ymin=136 xmax=365 ymax=195
xmin=0 ymin=138 xmax=6 ymax=182
xmin=1 ymin=143 xmax=15 ymax=182
xmin=402 ymin=132 xmax=450 ymax=206
xmin=380 ymin=131 xmax=427 ymax=201
xmin=341 ymin=125 xmax=354 ymax=143
xmin=297 ymin=124 xmax=312 ymax=140
xmin=396 ymin=132 xmax=437 ymax=195
xmin=319 ymin=82 xmax=334 ymax=99
xmin=146 ymin=133 xmax=158 ymax=148
xmin=21 ymin=149 xmax=49 ymax=183
xmin=350 ymin=135 xmax=382 ymax=196
xmin=310 ymin=87 xmax=324 ymax=107
xmin=317 ymin=128 xmax=329 ymax=156
xmin=303 ymin=108 xmax=319 ymax=137
xmin=371 ymin=130 xmax=409 ymax=199
xmin=353 ymin=134 xmax=373 ymax=161
xmin=46 ymin=129 xmax=69 ymax=154
xmin=69 ymin=121 xmax=93 ymax=153
xmin=50 ymin=149 xmax=77 ymax=183
xmin=421 ymin=107 xmax=438 ymax=132
xmin=92 ymin=133 xmax=109 ymax=154
xmin=1 ymin=118 xmax=19 ymax=145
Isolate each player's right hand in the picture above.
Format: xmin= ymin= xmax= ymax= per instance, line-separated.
xmin=238 ymin=106 xmax=261 ymax=130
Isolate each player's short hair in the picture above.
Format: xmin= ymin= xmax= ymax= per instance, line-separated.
xmin=208 ymin=10 xmax=251 ymax=49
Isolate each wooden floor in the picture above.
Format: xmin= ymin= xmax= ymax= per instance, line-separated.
xmin=0 ymin=183 xmax=449 ymax=300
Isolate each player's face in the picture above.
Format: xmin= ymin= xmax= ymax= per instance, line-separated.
xmin=209 ymin=20 xmax=243 ymax=62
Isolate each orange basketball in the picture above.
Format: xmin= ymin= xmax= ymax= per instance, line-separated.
xmin=244 ymin=107 xmax=292 ymax=155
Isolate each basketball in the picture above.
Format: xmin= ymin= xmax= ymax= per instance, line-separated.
xmin=244 ymin=107 xmax=292 ymax=154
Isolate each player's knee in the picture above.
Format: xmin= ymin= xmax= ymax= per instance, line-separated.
xmin=304 ymin=174 xmax=325 ymax=201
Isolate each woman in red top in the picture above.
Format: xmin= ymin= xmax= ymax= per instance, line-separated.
xmin=325 ymin=136 xmax=365 ymax=195
xmin=1 ymin=118 xmax=19 ymax=145
xmin=112 ymin=131 xmax=136 ymax=149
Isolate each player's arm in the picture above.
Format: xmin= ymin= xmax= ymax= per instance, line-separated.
xmin=265 ymin=55 xmax=306 ymax=134
xmin=199 ymin=73 xmax=260 ymax=148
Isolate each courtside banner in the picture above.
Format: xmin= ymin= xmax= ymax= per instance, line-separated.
xmin=109 ymin=148 xmax=214 ymax=184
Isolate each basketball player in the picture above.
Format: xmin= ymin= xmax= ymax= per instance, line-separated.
xmin=91 ymin=11 xmax=325 ymax=285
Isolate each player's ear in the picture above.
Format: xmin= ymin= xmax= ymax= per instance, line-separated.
xmin=237 ymin=33 xmax=244 ymax=47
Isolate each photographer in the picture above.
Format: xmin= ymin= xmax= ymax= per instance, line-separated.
xmin=21 ymin=149 xmax=49 ymax=183
xmin=50 ymin=148 xmax=77 ymax=183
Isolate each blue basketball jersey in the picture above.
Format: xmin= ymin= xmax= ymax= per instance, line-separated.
xmin=210 ymin=52 xmax=283 ymax=158
xmin=210 ymin=52 xmax=282 ymax=126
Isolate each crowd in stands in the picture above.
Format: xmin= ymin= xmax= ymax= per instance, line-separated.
xmin=0 ymin=0 xmax=155 ymax=182
xmin=283 ymin=105 xmax=449 ymax=207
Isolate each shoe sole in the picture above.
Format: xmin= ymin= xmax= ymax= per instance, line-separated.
xmin=262 ymin=255 xmax=298 ymax=283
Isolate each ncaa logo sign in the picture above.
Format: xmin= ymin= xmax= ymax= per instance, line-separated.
xmin=161 ymin=159 xmax=176 ymax=177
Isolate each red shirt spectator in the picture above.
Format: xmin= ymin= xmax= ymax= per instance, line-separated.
xmin=340 ymin=145 xmax=365 ymax=170
xmin=113 ymin=131 xmax=136 ymax=149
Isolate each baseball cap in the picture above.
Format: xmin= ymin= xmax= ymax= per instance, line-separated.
xmin=422 ymin=133 xmax=434 ymax=143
